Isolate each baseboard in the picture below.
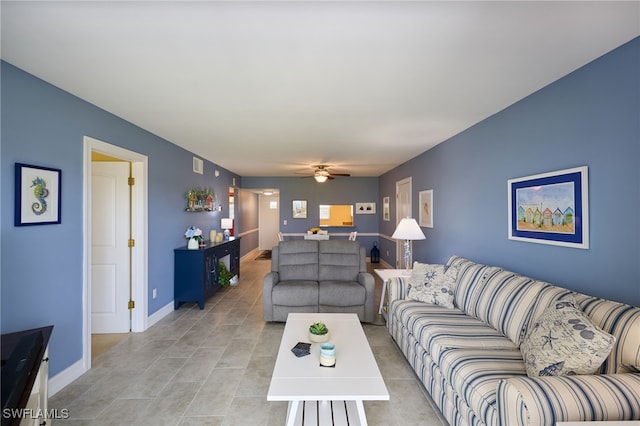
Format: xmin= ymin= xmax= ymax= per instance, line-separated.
xmin=50 ymin=301 xmax=174 ymax=397
xmin=370 ymin=259 xmax=394 ymax=269
xmin=49 ymin=358 xmax=86 ymax=397
xmin=147 ymin=301 xmax=174 ymax=328
xmin=379 ymin=259 xmax=394 ymax=269
xmin=242 ymin=247 xmax=261 ymax=262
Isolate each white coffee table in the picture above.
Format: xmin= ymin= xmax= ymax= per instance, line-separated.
xmin=267 ymin=313 xmax=389 ymax=426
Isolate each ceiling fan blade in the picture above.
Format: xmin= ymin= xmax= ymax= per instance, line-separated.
xmin=328 ymin=173 xmax=351 ymax=177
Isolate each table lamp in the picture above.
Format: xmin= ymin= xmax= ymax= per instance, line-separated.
xmin=221 ymin=218 xmax=233 ymax=241
xmin=391 ymin=217 xmax=425 ymax=274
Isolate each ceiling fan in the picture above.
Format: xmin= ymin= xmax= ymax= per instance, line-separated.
xmin=303 ymin=165 xmax=351 ymax=183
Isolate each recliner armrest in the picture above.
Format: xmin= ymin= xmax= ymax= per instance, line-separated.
xmin=358 ymin=271 xmax=375 ymax=288
xmin=262 ymin=271 xmax=279 ymax=321
xmin=358 ymin=272 xmax=376 ymax=323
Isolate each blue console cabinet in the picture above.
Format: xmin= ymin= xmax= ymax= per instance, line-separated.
xmin=174 ymin=237 xmax=241 ymax=309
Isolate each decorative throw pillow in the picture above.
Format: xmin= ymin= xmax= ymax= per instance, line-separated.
xmin=406 ymin=263 xmax=458 ymax=309
xmin=520 ymin=301 xmax=616 ymax=377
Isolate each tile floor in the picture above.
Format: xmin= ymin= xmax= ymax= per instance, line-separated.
xmin=50 ymin=253 xmax=447 ymax=425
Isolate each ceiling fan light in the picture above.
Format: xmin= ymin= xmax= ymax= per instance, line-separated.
xmin=314 ymin=175 xmax=328 ymax=183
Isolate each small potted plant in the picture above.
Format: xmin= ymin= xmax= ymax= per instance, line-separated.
xmin=309 ymin=322 xmax=329 ymax=343
xmin=218 ymin=262 xmax=233 ymax=287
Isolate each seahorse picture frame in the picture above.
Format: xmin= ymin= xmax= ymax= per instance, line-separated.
xmin=15 ymin=163 xmax=62 ymax=226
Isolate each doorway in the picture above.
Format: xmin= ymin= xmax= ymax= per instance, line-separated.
xmin=259 ymin=193 xmax=280 ymax=250
xmin=396 ymin=177 xmax=412 ymax=268
xmin=83 ymin=136 xmax=148 ymax=369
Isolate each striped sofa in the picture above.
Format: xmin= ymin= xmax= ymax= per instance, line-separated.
xmin=387 ymin=255 xmax=640 ymax=426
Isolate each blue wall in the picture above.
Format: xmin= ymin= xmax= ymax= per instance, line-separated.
xmin=380 ymin=37 xmax=640 ymax=306
xmin=1 ymin=61 xmax=241 ymax=375
xmin=242 ymin=176 xmax=381 ymax=250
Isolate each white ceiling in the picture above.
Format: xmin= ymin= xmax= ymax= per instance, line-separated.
xmin=2 ymin=1 xmax=639 ymax=177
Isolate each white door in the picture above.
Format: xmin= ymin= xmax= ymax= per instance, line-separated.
xmin=259 ymin=194 xmax=280 ymax=250
xmin=396 ymin=177 xmax=412 ymax=269
xmin=91 ymin=162 xmax=130 ymax=333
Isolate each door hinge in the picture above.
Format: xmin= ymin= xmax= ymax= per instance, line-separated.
xmin=128 ymin=177 xmax=135 ymax=186
xmin=128 ymin=300 xmax=135 ymax=309
xmin=128 ymin=239 xmax=135 ymax=247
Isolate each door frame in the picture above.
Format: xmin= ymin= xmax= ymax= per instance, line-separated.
xmin=83 ymin=136 xmax=148 ymax=370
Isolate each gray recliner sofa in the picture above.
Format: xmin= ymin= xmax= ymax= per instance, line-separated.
xmin=263 ymin=239 xmax=376 ymax=323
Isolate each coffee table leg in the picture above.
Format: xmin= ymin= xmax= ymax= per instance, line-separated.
xmin=286 ymin=400 xmax=299 ymax=426
xmin=356 ymin=400 xmax=367 ymax=425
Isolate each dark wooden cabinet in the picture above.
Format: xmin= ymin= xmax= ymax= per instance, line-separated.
xmin=174 ymin=237 xmax=241 ymax=309
xmin=1 ymin=326 xmax=53 ymax=426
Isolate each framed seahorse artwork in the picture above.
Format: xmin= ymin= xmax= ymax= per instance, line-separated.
xmin=15 ymin=163 xmax=61 ymax=226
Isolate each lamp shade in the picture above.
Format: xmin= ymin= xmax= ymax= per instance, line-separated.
xmin=314 ymin=175 xmax=328 ymax=183
xmin=221 ymin=218 xmax=233 ymax=229
xmin=392 ymin=217 xmax=425 ymax=240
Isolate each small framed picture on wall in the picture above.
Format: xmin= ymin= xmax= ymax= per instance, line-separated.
xmin=292 ymin=200 xmax=307 ymax=219
xmin=419 ymin=189 xmax=433 ymax=228
xmin=15 ymin=163 xmax=62 ymax=226
xmin=383 ymin=196 xmax=390 ymax=221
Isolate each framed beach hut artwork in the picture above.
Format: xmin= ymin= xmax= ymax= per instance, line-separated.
xmin=508 ymin=166 xmax=589 ymax=249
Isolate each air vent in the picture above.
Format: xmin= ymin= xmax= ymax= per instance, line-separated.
xmin=193 ymin=157 xmax=203 ymax=174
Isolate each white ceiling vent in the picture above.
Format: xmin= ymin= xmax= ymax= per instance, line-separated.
xmin=193 ymin=157 xmax=203 ymax=174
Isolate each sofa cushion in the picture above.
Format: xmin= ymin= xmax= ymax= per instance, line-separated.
xmin=438 ymin=347 xmax=527 ymax=426
xmin=520 ymin=301 xmax=616 ymax=377
xmin=271 ymin=281 xmax=319 ymax=306
xmin=391 ymin=300 xmax=518 ymax=361
xmin=318 ymin=240 xmax=361 ymax=281
xmin=524 ymin=284 xmax=574 ymax=337
xmin=319 ymin=281 xmax=365 ymax=307
xmin=406 ymin=263 xmax=457 ymax=308
xmin=446 ymin=256 xmax=502 ymax=315
xmin=276 ymin=240 xmax=319 ymax=281
xmin=466 ymin=269 xmax=553 ymax=346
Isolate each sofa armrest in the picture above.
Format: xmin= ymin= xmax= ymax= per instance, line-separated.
xmin=358 ymin=272 xmax=376 ymax=323
xmin=262 ymin=271 xmax=279 ymax=321
xmin=497 ymin=373 xmax=640 ymax=426
xmin=387 ymin=276 xmax=409 ymax=304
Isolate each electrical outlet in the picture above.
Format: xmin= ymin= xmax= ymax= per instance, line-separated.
xmin=386 ymin=250 xmax=390 ymax=256
xmin=284 ymin=219 xmax=287 ymax=225
xmin=152 ymin=288 xmax=157 ymax=299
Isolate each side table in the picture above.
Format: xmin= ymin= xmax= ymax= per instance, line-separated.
xmin=374 ymin=269 xmax=409 ymax=321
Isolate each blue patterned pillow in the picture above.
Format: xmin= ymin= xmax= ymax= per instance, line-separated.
xmin=520 ymin=301 xmax=616 ymax=377
xmin=406 ymin=263 xmax=458 ymax=309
